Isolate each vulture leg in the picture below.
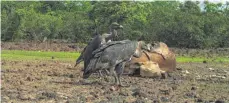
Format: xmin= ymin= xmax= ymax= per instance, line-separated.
xmin=99 ymin=69 xmax=110 ymax=82
xmin=105 ymin=69 xmax=110 ymax=75
xmin=100 ymin=69 xmax=110 ymax=78
xmin=97 ymin=70 xmax=106 ymax=82
xmin=98 ymin=70 xmax=103 ymax=77
xmin=114 ymin=72 xmax=118 ymax=85
xmin=101 ymin=69 xmax=111 ymax=83
xmin=109 ymin=66 xmax=118 ymax=85
xmin=98 ymin=70 xmax=108 ymax=81
xmin=98 ymin=69 xmax=110 ymax=76
xmin=116 ymin=62 xmax=128 ymax=87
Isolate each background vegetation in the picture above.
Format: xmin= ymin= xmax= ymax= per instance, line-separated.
xmin=2 ymin=1 xmax=229 ymax=48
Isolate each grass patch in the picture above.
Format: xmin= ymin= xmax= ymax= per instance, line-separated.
xmin=1 ymin=50 xmax=229 ymax=63
xmin=176 ymin=56 xmax=229 ymax=63
xmin=1 ymin=50 xmax=80 ymax=61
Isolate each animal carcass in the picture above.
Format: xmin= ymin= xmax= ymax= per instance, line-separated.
xmin=139 ymin=61 xmax=166 ymax=77
xmin=125 ymin=42 xmax=176 ymax=76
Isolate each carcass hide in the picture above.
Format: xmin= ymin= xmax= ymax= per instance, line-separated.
xmin=125 ymin=42 xmax=176 ymax=77
xmin=139 ymin=61 xmax=166 ymax=77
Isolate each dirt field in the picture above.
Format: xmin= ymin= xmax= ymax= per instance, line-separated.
xmin=1 ymin=42 xmax=229 ymax=103
xmin=1 ymin=59 xmax=229 ymax=103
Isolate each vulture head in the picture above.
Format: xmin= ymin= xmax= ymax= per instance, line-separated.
xmin=110 ymin=22 xmax=123 ymax=30
xmin=109 ymin=22 xmax=123 ymax=37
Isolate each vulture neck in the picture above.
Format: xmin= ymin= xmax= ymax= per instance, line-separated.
xmin=106 ymin=27 xmax=117 ymax=41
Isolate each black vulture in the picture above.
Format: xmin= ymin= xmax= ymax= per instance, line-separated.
xmin=83 ymin=40 xmax=147 ymax=86
xmin=74 ymin=22 xmax=123 ymax=71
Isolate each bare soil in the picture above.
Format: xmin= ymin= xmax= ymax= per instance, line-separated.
xmin=1 ymin=42 xmax=229 ymax=102
xmin=1 ymin=41 xmax=85 ymax=52
xmin=1 ymin=59 xmax=229 ymax=103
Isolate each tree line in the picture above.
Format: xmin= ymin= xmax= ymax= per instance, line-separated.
xmin=1 ymin=1 xmax=229 ymax=48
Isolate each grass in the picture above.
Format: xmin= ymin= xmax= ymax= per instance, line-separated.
xmin=177 ymin=56 xmax=229 ymax=63
xmin=1 ymin=50 xmax=80 ymax=61
xmin=1 ymin=50 xmax=229 ymax=63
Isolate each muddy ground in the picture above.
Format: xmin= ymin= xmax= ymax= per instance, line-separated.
xmin=1 ymin=42 xmax=229 ymax=103
xmin=1 ymin=59 xmax=229 ymax=103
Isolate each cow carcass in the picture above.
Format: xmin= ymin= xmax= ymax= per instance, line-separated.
xmin=125 ymin=42 xmax=176 ymax=77
xmin=139 ymin=61 xmax=166 ymax=77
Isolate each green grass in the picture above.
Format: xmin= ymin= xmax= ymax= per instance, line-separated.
xmin=176 ymin=56 xmax=229 ymax=63
xmin=1 ymin=50 xmax=80 ymax=61
xmin=1 ymin=50 xmax=229 ymax=63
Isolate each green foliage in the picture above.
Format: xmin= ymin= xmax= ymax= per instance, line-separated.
xmin=16 ymin=7 xmax=63 ymax=41
xmin=1 ymin=1 xmax=21 ymax=41
xmin=1 ymin=1 xmax=229 ymax=48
